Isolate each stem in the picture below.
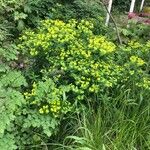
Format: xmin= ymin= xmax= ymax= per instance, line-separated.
xmin=99 ymin=1 xmax=122 ymax=45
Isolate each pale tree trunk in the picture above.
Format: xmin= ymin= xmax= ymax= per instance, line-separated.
xmin=105 ymin=0 xmax=113 ymax=26
xmin=140 ymin=0 xmax=145 ymax=11
xmin=129 ymin=0 xmax=136 ymax=13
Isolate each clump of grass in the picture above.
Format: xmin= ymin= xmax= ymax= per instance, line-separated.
xmin=53 ymin=86 xmax=150 ymax=150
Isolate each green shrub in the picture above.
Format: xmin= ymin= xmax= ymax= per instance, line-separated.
xmin=0 ymin=43 xmax=27 ymax=149
xmin=121 ymin=21 xmax=150 ymax=42
xmin=1 ymin=0 xmax=149 ymax=149
xmin=48 ymin=0 xmax=107 ymax=35
xmin=0 ymin=40 xmax=72 ymax=149
xmin=18 ymin=19 xmax=120 ymax=100
xmin=18 ymin=19 xmax=150 ymax=104
xmin=50 ymin=0 xmax=105 ymax=20
xmin=14 ymin=78 xmax=72 ymax=148
xmin=0 ymin=0 xmax=59 ymax=43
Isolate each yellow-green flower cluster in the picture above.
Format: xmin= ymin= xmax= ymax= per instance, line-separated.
xmin=136 ymin=77 xmax=150 ymax=90
xmin=23 ymin=78 xmax=72 ymax=118
xmin=88 ymin=36 xmax=116 ymax=55
xmin=23 ymin=80 xmax=65 ymax=117
xmin=77 ymin=20 xmax=93 ymax=35
xmin=43 ymin=19 xmax=77 ymax=44
xmin=20 ymin=19 xmax=116 ymax=57
xmin=24 ymin=82 xmax=37 ymax=99
xmin=49 ymin=100 xmax=61 ymax=114
xmin=130 ymin=56 xmax=145 ymax=66
xmin=39 ymin=100 xmax=62 ymax=116
xmin=39 ymin=99 xmax=70 ymax=117
xmin=128 ymin=40 xmax=141 ymax=49
xmin=39 ymin=105 xmax=49 ymax=114
xmin=19 ymin=19 xmax=78 ymax=56
xmin=143 ymin=41 xmax=150 ymax=52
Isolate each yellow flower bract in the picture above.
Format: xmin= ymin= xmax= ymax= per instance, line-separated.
xmin=130 ymin=56 xmax=145 ymax=66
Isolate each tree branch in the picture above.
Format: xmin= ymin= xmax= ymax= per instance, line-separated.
xmin=99 ymin=1 xmax=122 ymax=45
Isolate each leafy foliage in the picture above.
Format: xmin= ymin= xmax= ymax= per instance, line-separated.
xmin=0 ymin=0 xmax=58 ymax=43
xmin=0 ymin=42 xmax=72 ymax=148
xmin=18 ymin=19 xmax=120 ymax=101
xmin=121 ymin=21 xmax=150 ymax=42
xmin=0 ymin=0 xmax=150 ymax=149
xmin=0 ymin=43 xmax=27 ymax=149
xmin=19 ymin=19 xmax=150 ymax=105
xmin=49 ymin=0 xmax=107 ymax=35
xmin=50 ymin=0 xmax=105 ymax=19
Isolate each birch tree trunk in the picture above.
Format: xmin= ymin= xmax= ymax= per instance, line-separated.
xmin=129 ymin=0 xmax=136 ymax=13
xmin=105 ymin=0 xmax=113 ymax=26
xmin=140 ymin=0 xmax=145 ymax=11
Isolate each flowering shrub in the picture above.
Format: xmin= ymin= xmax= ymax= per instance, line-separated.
xmin=19 ymin=19 xmax=150 ymax=103
xmin=115 ymin=40 xmax=150 ymax=91
xmin=0 ymin=77 xmax=71 ymax=148
xmin=24 ymin=78 xmax=71 ymax=117
xmin=0 ymin=42 xmax=72 ymax=149
xmin=19 ymin=19 xmax=124 ymax=101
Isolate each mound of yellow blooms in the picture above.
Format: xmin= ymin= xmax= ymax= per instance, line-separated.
xmin=19 ymin=19 xmax=150 ymax=105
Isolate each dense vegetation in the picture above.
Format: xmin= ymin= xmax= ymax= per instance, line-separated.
xmin=0 ymin=0 xmax=150 ymax=149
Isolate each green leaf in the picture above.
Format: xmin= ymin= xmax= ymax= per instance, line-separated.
xmin=14 ymin=11 xmax=27 ymax=21
xmin=0 ymin=70 xmax=27 ymax=87
xmin=17 ymin=20 xmax=25 ymax=31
